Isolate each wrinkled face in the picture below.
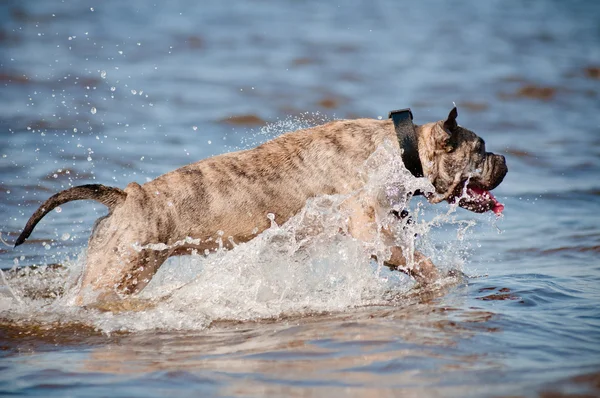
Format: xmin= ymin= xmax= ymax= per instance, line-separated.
xmin=424 ymin=108 xmax=508 ymax=214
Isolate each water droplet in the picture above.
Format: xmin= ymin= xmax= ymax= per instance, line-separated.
xmin=100 ymin=70 xmax=107 ymax=79
xmin=90 ymin=7 xmax=94 ymax=11
xmin=131 ymin=89 xmax=137 ymax=95
xmin=207 ymin=140 xmax=212 ymax=144
xmin=192 ymin=126 xmax=198 ymax=131
xmin=61 ymin=233 xmax=70 ymax=241
xmin=87 ymin=156 xmax=92 ymax=161
xmin=73 ymin=127 xmax=78 ymax=132
xmin=110 ymin=86 xmax=116 ymax=91
xmin=90 ymin=107 xmax=97 ymax=114
xmin=55 ymin=207 xmax=62 ymax=213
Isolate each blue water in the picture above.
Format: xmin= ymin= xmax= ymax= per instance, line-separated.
xmin=1 ymin=1 xmax=600 ymax=397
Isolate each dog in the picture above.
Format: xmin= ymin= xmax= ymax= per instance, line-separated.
xmin=14 ymin=107 xmax=507 ymax=305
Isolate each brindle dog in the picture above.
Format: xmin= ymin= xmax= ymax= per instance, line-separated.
xmin=15 ymin=107 xmax=507 ymax=305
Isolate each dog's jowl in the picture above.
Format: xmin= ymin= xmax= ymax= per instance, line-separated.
xmin=15 ymin=107 xmax=507 ymax=305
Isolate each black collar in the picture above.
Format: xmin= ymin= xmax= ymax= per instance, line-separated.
xmin=388 ymin=108 xmax=423 ymax=178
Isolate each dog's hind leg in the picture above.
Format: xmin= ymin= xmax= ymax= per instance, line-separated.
xmin=116 ymin=248 xmax=172 ymax=295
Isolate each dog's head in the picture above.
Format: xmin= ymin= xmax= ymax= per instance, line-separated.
xmin=418 ymin=107 xmax=508 ymax=214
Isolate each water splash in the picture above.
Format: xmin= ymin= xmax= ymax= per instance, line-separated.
xmin=234 ymin=112 xmax=331 ymax=150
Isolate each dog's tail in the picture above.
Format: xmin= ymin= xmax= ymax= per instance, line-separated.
xmin=14 ymin=184 xmax=127 ymax=247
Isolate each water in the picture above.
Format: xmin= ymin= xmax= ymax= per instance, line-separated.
xmin=1 ymin=0 xmax=600 ymax=396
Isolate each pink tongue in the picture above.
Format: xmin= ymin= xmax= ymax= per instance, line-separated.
xmin=469 ymin=187 xmax=504 ymax=215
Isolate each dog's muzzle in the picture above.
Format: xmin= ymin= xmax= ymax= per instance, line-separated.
xmin=451 ymin=153 xmax=508 ymax=215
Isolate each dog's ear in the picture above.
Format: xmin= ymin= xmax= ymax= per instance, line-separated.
xmin=443 ymin=107 xmax=458 ymax=132
xmin=433 ymin=107 xmax=458 ymax=152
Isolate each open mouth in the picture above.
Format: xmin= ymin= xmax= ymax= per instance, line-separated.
xmin=452 ymin=184 xmax=504 ymax=215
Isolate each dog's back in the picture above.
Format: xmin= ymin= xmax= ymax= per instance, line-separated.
xmin=143 ymin=118 xmax=397 ymax=244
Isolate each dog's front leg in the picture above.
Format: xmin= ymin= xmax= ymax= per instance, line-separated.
xmin=383 ymin=246 xmax=439 ymax=285
xmin=342 ymin=196 xmax=439 ymax=285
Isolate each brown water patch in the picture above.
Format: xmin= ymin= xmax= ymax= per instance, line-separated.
xmin=476 ymin=287 xmax=520 ymax=301
xmin=185 ymin=35 xmax=204 ymax=49
xmin=505 ymin=148 xmax=535 ymax=159
xmin=19 ymin=183 xmax=64 ymax=194
xmin=542 ymin=245 xmax=600 ymax=255
xmin=459 ymin=101 xmax=489 ymax=112
xmin=508 ymin=245 xmax=600 ymax=258
xmin=317 ymin=97 xmax=340 ymax=109
xmin=10 ymin=6 xmax=27 ymax=21
xmin=515 ymin=84 xmax=556 ymax=101
xmin=0 ymin=320 xmax=117 ymax=353
xmin=478 ymin=293 xmax=520 ymax=301
xmin=504 ymin=147 xmax=547 ymax=166
xmin=583 ymin=189 xmax=600 ymax=196
xmin=539 ymin=371 xmax=600 ymax=398
xmin=291 ymin=57 xmax=316 ymax=67
xmin=7 ymin=237 xmax=54 ymax=247
xmin=584 ymin=66 xmax=600 ymax=80
xmin=0 ymin=29 xmax=21 ymax=45
xmin=219 ymin=114 xmax=266 ymax=126
xmin=42 ymin=168 xmax=76 ymax=181
xmin=571 ymin=372 xmax=600 ymax=391
xmin=0 ymin=72 xmax=30 ymax=84
xmin=18 ymin=118 xmax=91 ymax=131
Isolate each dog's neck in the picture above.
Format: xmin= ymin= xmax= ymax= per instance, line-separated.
xmin=389 ymin=110 xmax=424 ymax=178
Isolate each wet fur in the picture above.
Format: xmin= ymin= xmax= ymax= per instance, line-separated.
xmin=15 ymin=109 xmax=507 ymax=305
